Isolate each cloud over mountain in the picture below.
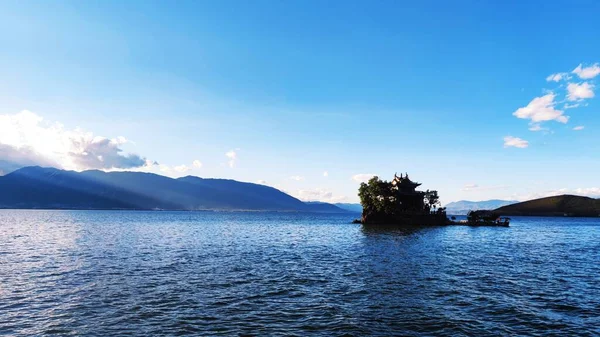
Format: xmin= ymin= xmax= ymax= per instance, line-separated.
xmin=0 ymin=110 xmax=149 ymax=173
xmin=68 ymin=136 xmax=146 ymax=170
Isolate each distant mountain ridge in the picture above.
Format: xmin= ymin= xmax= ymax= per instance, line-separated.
xmin=445 ymin=199 xmax=518 ymax=214
xmin=495 ymin=195 xmax=600 ymax=217
xmin=334 ymin=203 xmax=362 ymax=213
xmin=304 ymin=201 xmax=353 ymax=213
xmin=0 ymin=166 xmax=349 ymax=212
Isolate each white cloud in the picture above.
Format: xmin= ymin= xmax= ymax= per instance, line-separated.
xmin=462 ymin=183 xmax=510 ymax=192
xmin=512 ymin=64 xmax=598 ymax=135
xmin=462 ymin=183 xmax=479 ymax=191
xmin=256 ymin=180 xmax=268 ymax=185
xmin=69 ymin=136 xmax=146 ymax=171
xmin=567 ymin=82 xmax=595 ymax=101
xmin=528 ymin=124 xmax=545 ymax=132
xmin=546 ymin=72 xmax=569 ymax=82
xmin=564 ymin=102 xmax=582 ymax=109
xmin=295 ymin=188 xmax=348 ymax=203
xmin=573 ymin=126 xmax=585 ymax=131
xmin=0 ymin=110 xmax=148 ymax=173
xmin=509 ymin=187 xmax=600 ymax=201
xmin=508 ymin=189 xmax=569 ymax=202
xmin=574 ymin=187 xmax=600 ymax=196
xmin=323 ymin=171 xmax=329 ymax=177
xmin=352 ymin=173 xmax=376 ymax=183
xmin=0 ymin=143 xmax=58 ymax=173
xmin=174 ymin=164 xmax=191 ymax=173
xmin=503 ymin=136 xmax=529 ymax=148
xmin=513 ymin=94 xmax=568 ymax=123
xmin=572 ymin=63 xmax=600 ymax=79
xmin=290 ymin=175 xmax=304 ymax=181
xmin=192 ymin=160 xmax=203 ymax=168
xmin=225 ymin=150 xmax=237 ymax=168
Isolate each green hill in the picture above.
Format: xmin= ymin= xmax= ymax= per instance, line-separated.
xmin=495 ymin=194 xmax=600 ymax=217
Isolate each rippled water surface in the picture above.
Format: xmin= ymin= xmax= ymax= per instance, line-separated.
xmin=1 ymin=210 xmax=599 ymax=336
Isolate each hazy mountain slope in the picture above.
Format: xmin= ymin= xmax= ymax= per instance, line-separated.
xmin=334 ymin=203 xmax=362 ymax=213
xmin=303 ymin=201 xmax=350 ymax=213
xmin=0 ymin=166 xmax=343 ymax=211
xmin=445 ymin=199 xmax=517 ymax=214
xmin=178 ymin=176 xmax=308 ymax=210
xmin=0 ymin=166 xmax=172 ymax=209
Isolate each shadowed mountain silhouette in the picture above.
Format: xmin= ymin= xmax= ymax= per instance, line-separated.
xmin=0 ymin=166 xmax=348 ymax=212
xmin=495 ymin=195 xmax=600 ymax=217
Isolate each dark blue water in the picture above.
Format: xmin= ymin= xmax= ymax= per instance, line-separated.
xmin=1 ymin=210 xmax=599 ymax=336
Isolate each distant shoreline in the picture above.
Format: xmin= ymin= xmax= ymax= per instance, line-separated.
xmin=0 ymin=207 xmax=360 ymax=213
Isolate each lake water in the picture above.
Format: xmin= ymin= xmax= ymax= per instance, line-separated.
xmin=1 ymin=210 xmax=599 ymax=336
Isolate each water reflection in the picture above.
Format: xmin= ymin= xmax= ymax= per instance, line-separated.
xmin=360 ymin=223 xmax=433 ymax=237
xmin=1 ymin=211 xmax=599 ymax=336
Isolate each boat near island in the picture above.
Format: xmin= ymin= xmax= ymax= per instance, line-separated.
xmin=450 ymin=210 xmax=510 ymax=227
xmin=357 ymin=172 xmax=509 ymax=227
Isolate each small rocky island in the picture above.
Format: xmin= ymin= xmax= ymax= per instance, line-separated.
xmin=357 ymin=173 xmax=448 ymax=225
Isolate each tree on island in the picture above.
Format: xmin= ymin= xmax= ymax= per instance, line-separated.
xmin=424 ymin=189 xmax=440 ymax=213
xmin=358 ymin=176 xmax=395 ymax=215
xmin=358 ymin=174 xmax=447 ymax=225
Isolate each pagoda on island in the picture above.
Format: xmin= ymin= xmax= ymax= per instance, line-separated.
xmin=391 ymin=173 xmax=425 ymax=211
xmin=358 ymin=172 xmax=447 ymax=225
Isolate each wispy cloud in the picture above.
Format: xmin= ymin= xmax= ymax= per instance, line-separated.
xmin=225 ymin=150 xmax=237 ymax=168
xmin=546 ymin=72 xmax=570 ymax=82
xmin=462 ymin=183 xmax=510 ymax=192
xmin=352 ymin=173 xmax=376 ymax=183
xmin=509 ymin=187 xmax=600 ymax=201
xmin=564 ymin=102 xmax=582 ymax=109
xmin=290 ymin=175 xmax=304 ymax=181
xmin=323 ymin=171 xmax=329 ymax=177
xmin=174 ymin=164 xmax=191 ymax=173
xmin=573 ymin=126 xmax=585 ymax=131
xmin=295 ymin=188 xmax=347 ymax=203
xmin=153 ymin=159 xmax=201 ymax=175
xmin=462 ymin=183 xmax=479 ymax=191
xmin=528 ymin=124 xmax=546 ymax=132
xmin=503 ymin=136 xmax=529 ymax=148
xmin=572 ymin=63 xmax=600 ymax=79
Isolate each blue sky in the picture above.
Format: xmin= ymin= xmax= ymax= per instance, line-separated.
xmin=1 ymin=0 xmax=599 ymax=204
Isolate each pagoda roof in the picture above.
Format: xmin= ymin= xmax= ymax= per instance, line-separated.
xmin=392 ymin=172 xmax=421 ymax=187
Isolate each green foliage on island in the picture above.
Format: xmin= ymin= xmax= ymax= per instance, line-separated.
xmin=358 ymin=175 xmax=446 ymax=225
xmin=495 ymin=195 xmax=600 ymax=217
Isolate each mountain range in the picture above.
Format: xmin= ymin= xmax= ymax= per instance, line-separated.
xmin=333 ymin=203 xmax=363 ymax=213
xmin=0 ymin=166 xmax=350 ymax=212
xmin=445 ymin=199 xmax=518 ymax=214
